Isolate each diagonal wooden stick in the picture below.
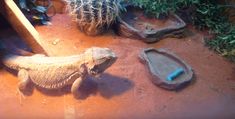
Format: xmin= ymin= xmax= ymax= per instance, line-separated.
xmin=0 ymin=0 xmax=50 ymax=55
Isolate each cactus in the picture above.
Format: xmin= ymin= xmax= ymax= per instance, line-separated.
xmin=65 ymin=0 xmax=122 ymax=36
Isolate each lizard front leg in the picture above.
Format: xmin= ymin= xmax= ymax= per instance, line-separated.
xmin=71 ymin=64 xmax=88 ymax=97
xmin=71 ymin=77 xmax=84 ymax=97
xmin=18 ymin=69 xmax=31 ymax=91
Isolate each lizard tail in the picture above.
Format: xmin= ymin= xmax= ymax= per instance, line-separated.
xmin=0 ymin=39 xmax=34 ymax=56
xmin=2 ymin=54 xmax=22 ymax=70
xmin=0 ymin=40 xmax=33 ymax=70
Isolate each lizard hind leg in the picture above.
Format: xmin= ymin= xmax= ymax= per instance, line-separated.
xmin=17 ymin=69 xmax=31 ymax=92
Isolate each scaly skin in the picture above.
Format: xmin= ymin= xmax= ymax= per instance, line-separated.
xmin=2 ymin=47 xmax=117 ymax=96
xmin=65 ymin=0 xmax=122 ymax=35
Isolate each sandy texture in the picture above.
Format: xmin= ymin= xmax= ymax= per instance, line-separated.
xmin=0 ymin=14 xmax=234 ymax=119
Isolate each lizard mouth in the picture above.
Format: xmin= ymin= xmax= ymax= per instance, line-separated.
xmin=89 ymin=70 xmax=102 ymax=78
xmin=89 ymin=68 xmax=101 ymax=76
xmin=90 ymin=70 xmax=98 ymax=75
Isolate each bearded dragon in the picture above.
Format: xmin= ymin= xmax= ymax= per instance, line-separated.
xmin=2 ymin=47 xmax=117 ymax=96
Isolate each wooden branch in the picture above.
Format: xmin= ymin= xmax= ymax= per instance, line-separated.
xmin=0 ymin=0 xmax=50 ymax=55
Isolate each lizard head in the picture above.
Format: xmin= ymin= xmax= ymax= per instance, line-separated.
xmin=84 ymin=47 xmax=117 ymax=76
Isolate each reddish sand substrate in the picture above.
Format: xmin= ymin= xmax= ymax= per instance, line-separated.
xmin=0 ymin=14 xmax=235 ymax=119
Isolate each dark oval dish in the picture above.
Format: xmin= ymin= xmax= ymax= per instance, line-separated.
xmin=139 ymin=48 xmax=194 ymax=90
xmin=114 ymin=6 xmax=186 ymax=43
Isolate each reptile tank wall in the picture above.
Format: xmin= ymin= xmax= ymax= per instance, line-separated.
xmin=0 ymin=0 xmax=235 ymax=118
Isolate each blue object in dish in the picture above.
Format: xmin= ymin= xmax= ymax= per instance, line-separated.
xmin=167 ymin=68 xmax=184 ymax=81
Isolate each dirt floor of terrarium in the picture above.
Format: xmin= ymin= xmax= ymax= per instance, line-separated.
xmin=0 ymin=13 xmax=235 ymax=119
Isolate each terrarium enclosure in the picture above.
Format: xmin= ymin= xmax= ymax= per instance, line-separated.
xmin=0 ymin=0 xmax=235 ymax=118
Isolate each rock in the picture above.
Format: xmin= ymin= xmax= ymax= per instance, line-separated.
xmin=113 ymin=6 xmax=186 ymax=43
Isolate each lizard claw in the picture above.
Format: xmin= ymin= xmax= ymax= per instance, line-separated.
xmin=16 ymin=88 xmax=26 ymax=105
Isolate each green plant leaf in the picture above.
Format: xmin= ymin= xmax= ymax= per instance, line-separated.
xmin=33 ymin=6 xmax=47 ymax=13
xmin=19 ymin=0 xmax=28 ymax=10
